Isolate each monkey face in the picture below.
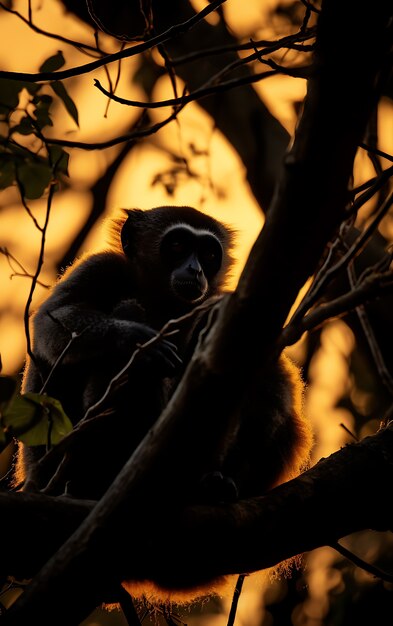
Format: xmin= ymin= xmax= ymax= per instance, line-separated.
xmin=161 ymin=225 xmax=223 ymax=303
xmin=118 ymin=206 xmax=234 ymax=310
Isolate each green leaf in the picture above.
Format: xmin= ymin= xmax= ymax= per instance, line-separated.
xmin=1 ymin=394 xmax=44 ymax=438
xmin=17 ymin=161 xmax=53 ymax=199
xmin=18 ymin=393 xmax=73 ymax=446
xmin=39 ymin=51 xmax=65 ymax=73
xmin=51 ymin=81 xmax=79 ymax=127
xmin=2 ymin=392 xmax=72 ymax=446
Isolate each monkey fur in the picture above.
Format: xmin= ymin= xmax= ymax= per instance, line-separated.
xmin=16 ymin=206 xmax=313 ymax=604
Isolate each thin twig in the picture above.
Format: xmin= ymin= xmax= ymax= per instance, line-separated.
xmin=43 ymin=68 xmax=281 ymax=152
xmin=339 ymin=423 xmax=359 ymax=442
xmin=14 ymin=173 xmax=42 ymax=232
xmin=360 ymin=142 xmax=393 ymax=163
xmin=23 ymin=185 xmax=55 ymax=365
xmin=0 ymin=0 xmax=227 ymax=82
xmin=0 ymin=247 xmax=49 ymax=288
xmin=0 ymin=2 xmax=108 ymax=55
xmin=44 ymin=101 xmax=185 ymax=150
xmin=348 ymin=165 xmax=393 ymax=217
xmin=38 ymin=298 xmax=221 ymax=492
xmin=226 ymin=575 xmax=246 ymax=626
xmin=330 ymin=541 xmax=393 ymax=584
xmin=86 ymin=0 xmax=150 ymax=42
xmin=39 ymin=325 xmax=91 ymax=395
xmin=115 ymin=586 xmax=142 ymax=626
xmin=364 ymin=110 xmax=383 ymax=177
xmin=82 ymin=299 xmax=219 ymax=424
xmin=157 ymin=43 xmax=179 ymax=102
xmin=300 ymin=1 xmax=313 ymax=34
xmin=347 ymin=264 xmax=393 ymax=396
xmin=290 ymin=166 xmax=393 ymax=326
xmin=289 ymin=190 xmax=393 ymax=325
xmin=300 ymin=0 xmax=321 ymax=14
xmin=186 ymin=27 xmax=313 ymax=91
xmin=280 ymin=268 xmax=393 ymax=348
xmin=93 ymin=61 xmax=308 ymax=109
xmin=171 ymin=27 xmax=316 ymax=67
xmin=29 ymin=53 xmax=309 ymax=152
xmin=350 ymin=165 xmax=393 ymax=197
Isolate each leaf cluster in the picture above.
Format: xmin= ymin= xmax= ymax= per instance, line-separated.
xmin=0 ymin=374 xmax=72 ymax=452
xmin=0 ymin=52 xmax=78 ymax=200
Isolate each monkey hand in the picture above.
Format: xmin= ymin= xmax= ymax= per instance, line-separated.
xmin=127 ymin=322 xmax=183 ymax=375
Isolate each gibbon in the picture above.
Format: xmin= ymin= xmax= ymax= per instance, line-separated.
xmin=17 ymin=206 xmax=312 ymax=603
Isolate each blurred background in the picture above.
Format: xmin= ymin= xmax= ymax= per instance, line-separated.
xmin=0 ymin=0 xmax=392 ymax=624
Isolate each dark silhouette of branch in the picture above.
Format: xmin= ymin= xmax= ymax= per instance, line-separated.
xmin=0 ymin=2 xmax=109 ymax=55
xmin=170 ymin=28 xmax=316 ymax=67
xmin=300 ymin=0 xmax=321 ymax=14
xmin=93 ymin=63 xmax=309 ymax=109
xmin=330 ymin=541 xmax=393 ymax=584
xmin=145 ymin=0 xmax=291 ymax=210
xmin=1 ymin=425 xmax=393 ymax=588
xmin=0 ymin=247 xmax=49 ymax=288
xmin=45 ymin=103 xmax=184 ymax=149
xmin=350 ymin=164 xmax=393 ymax=198
xmin=0 ymin=0 xmax=227 ymax=82
xmin=21 ymin=185 xmax=55 ymax=366
xmin=290 ymin=190 xmax=393 ymax=325
xmin=226 ymin=575 xmax=246 ymax=626
xmin=360 ymin=142 xmax=393 ymax=163
xmin=347 ymin=264 xmax=393 ymax=396
xmin=34 ymin=299 xmax=222 ymax=495
xmin=281 ymin=268 xmax=393 ymax=347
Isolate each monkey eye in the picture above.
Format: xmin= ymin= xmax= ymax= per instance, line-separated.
xmin=200 ymin=248 xmax=217 ymax=263
xmin=161 ymin=227 xmax=193 ymax=264
xmin=170 ymin=240 xmax=186 ymax=255
xmin=198 ymin=237 xmax=223 ymax=274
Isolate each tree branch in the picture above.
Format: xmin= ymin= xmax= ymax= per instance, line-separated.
xmin=1 ymin=425 xmax=393 ymax=585
xmin=0 ymin=2 xmax=109 ymax=55
xmin=0 ymin=0 xmax=227 ymax=82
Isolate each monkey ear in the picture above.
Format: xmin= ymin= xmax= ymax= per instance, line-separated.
xmin=120 ymin=209 xmax=146 ymax=256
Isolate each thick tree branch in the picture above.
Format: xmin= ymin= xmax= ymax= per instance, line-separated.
xmin=1 ymin=425 xmax=393 ymax=584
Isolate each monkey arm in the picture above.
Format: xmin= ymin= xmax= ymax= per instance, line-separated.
xmin=30 ymin=252 xmax=180 ymax=369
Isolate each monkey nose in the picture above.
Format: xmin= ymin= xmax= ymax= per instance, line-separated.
xmin=187 ymin=263 xmax=202 ymax=276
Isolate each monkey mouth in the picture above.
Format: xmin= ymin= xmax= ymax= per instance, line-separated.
xmin=172 ymin=279 xmax=207 ymax=303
